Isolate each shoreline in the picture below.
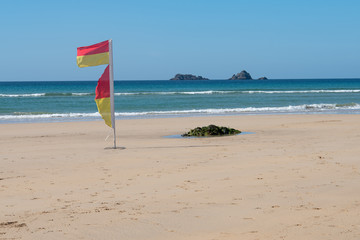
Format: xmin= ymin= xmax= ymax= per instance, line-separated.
xmin=2 ymin=111 xmax=360 ymax=125
xmin=1 ymin=114 xmax=360 ymax=239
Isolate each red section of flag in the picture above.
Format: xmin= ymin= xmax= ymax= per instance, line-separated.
xmin=95 ymin=65 xmax=110 ymax=99
xmin=77 ymin=40 xmax=109 ymax=56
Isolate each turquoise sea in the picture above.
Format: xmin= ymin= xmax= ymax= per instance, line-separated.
xmin=1 ymin=79 xmax=360 ymax=123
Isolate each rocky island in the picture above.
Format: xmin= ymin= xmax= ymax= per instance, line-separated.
xmin=228 ymin=70 xmax=252 ymax=80
xmin=170 ymin=74 xmax=209 ymax=80
xmin=170 ymin=71 xmax=267 ymax=80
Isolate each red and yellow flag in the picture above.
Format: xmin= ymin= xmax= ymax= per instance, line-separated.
xmin=77 ymin=40 xmax=114 ymax=130
xmin=95 ymin=65 xmax=112 ymax=127
xmin=77 ymin=40 xmax=109 ymax=68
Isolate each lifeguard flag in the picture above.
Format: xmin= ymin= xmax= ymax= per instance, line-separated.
xmin=77 ymin=40 xmax=109 ymax=68
xmin=95 ymin=65 xmax=112 ymax=127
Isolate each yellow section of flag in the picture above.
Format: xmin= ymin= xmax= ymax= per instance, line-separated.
xmin=95 ymin=97 xmax=112 ymax=127
xmin=77 ymin=52 xmax=109 ymax=68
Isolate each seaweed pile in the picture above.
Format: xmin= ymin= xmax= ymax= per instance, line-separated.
xmin=182 ymin=125 xmax=241 ymax=137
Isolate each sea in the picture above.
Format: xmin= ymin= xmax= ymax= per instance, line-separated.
xmin=1 ymin=79 xmax=360 ymax=124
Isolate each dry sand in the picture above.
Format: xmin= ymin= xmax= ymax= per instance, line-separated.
xmin=1 ymin=114 xmax=360 ymax=239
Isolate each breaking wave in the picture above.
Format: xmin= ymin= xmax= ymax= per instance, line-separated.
xmin=1 ymin=89 xmax=359 ymax=98
xmin=0 ymin=93 xmax=93 ymax=97
xmin=1 ymin=103 xmax=360 ymax=122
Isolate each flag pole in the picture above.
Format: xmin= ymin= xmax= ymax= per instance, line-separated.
xmin=109 ymin=39 xmax=116 ymax=149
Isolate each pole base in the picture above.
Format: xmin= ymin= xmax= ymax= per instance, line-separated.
xmin=104 ymin=146 xmax=126 ymax=150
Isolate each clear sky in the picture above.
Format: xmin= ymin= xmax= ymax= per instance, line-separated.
xmin=1 ymin=0 xmax=359 ymax=81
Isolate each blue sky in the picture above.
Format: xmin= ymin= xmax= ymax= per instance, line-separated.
xmin=0 ymin=0 xmax=359 ymax=81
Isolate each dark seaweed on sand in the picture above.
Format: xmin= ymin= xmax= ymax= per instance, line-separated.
xmin=182 ymin=125 xmax=241 ymax=137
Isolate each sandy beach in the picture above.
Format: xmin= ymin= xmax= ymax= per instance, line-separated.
xmin=1 ymin=114 xmax=360 ymax=239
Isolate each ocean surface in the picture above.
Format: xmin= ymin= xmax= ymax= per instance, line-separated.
xmin=1 ymin=79 xmax=360 ymax=123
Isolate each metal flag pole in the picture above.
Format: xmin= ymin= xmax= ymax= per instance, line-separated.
xmin=109 ymin=39 xmax=116 ymax=149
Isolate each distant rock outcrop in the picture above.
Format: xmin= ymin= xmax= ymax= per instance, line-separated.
xmin=170 ymin=74 xmax=209 ymax=80
xmin=228 ymin=70 xmax=252 ymax=80
xmin=258 ymin=77 xmax=268 ymax=80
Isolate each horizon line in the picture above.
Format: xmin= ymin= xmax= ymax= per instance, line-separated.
xmin=1 ymin=77 xmax=360 ymax=82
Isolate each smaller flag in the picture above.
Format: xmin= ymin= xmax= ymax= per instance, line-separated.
xmin=95 ymin=65 xmax=112 ymax=127
xmin=77 ymin=40 xmax=109 ymax=68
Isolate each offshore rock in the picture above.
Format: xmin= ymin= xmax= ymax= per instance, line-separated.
xmin=258 ymin=77 xmax=268 ymax=80
xmin=182 ymin=125 xmax=241 ymax=137
xmin=228 ymin=70 xmax=252 ymax=80
xmin=170 ymin=74 xmax=209 ymax=80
